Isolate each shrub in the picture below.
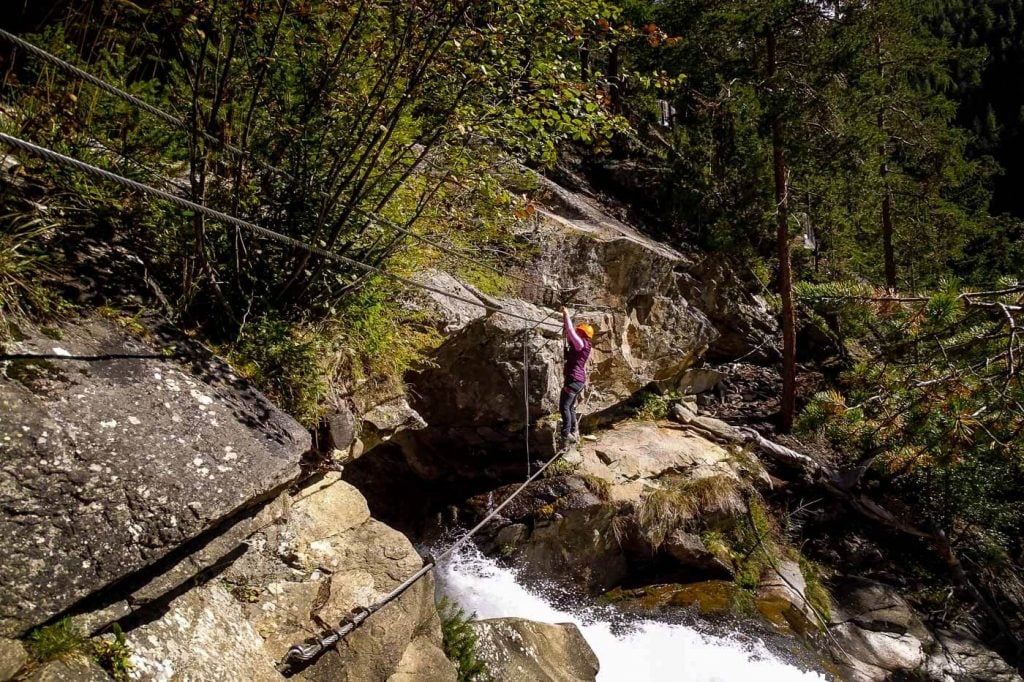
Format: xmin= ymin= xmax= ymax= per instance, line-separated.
xmin=223 ymin=314 xmax=329 ymax=427
xmin=437 ymin=598 xmax=491 ymax=682
xmin=630 ymin=389 xmax=679 ymax=422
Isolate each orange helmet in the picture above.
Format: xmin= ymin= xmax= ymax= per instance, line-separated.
xmin=576 ymin=323 xmax=595 ymax=339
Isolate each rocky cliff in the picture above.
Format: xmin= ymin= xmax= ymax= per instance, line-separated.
xmin=2 ymin=171 xmax=1020 ymax=682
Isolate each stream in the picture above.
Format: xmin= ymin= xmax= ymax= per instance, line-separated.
xmin=435 ymin=544 xmax=829 ymax=682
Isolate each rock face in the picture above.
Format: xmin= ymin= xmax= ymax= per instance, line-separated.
xmin=470 ymin=618 xmax=599 ymax=682
xmin=121 ymin=473 xmax=457 ymax=682
xmin=466 ymin=475 xmax=626 ymax=592
xmin=677 ymin=255 xmax=779 ymax=362
xmin=0 ymin=317 xmax=309 ymax=637
xmin=25 ymin=660 xmax=112 ymax=682
xmin=755 ymin=560 xmax=818 ymax=635
xmin=825 ymin=577 xmax=1022 ymax=681
xmin=577 ymin=421 xmax=749 ymax=503
xmin=0 ymin=638 xmax=28 ymax=681
xmin=400 ymin=189 xmax=717 ymax=470
xmin=127 ymin=583 xmax=282 ymax=682
xmin=520 ymin=203 xmax=719 ymax=411
xmin=828 ymin=577 xmax=936 ymax=681
xmin=462 ymin=422 xmax=761 ymax=593
xmin=924 ymin=628 xmax=1023 ymax=681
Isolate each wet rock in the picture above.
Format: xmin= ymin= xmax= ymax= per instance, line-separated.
xmin=605 ymin=581 xmax=745 ymax=618
xmin=25 ymin=659 xmax=111 ymax=682
xmin=663 ymin=531 xmax=733 ymax=579
xmin=465 ymin=475 xmax=604 ymax=525
xmin=755 ymin=560 xmax=818 ymax=635
xmin=466 ymin=476 xmax=624 ymax=591
xmin=126 ymin=583 xmax=283 ymax=682
xmin=0 ymin=317 xmax=309 ymax=637
xmin=510 ymin=502 xmax=626 ymax=593
xmin=470 ymin=618 xmax=599 ymax=682
xmin=0 ymin=637 xmax=28 ymax=681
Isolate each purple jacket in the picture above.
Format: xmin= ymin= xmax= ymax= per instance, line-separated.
xmin=563 ymin=313 xmax=591 ymax=383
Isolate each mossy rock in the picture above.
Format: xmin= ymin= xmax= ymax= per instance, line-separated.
xmin=754 ymin=595 xmax=817 ymax=637
xmin=604 ymin=581 xmax=747 ymax=617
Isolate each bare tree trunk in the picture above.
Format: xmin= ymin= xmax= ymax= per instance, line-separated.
xmin=881 ymin=181 xmax=896 ymax=289
xmin=768 ymin=30 xmax=797 ymax=432
xmin=876 ymin=32 xmax=897 ymax=289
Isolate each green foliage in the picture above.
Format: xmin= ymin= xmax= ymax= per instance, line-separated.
xmin=223 ymin=314 xmax=330 ymax=427
xmin=27 ymin=618 xmax=87 ymax=663
xmin=797 ymin=281 xmax=1024 ymax=580
xmin=437 ymin=598 xmax=491 ymax=682
xmin=0 ymin=208 xmax=60 ymax=327
xmin=629 ymin=388 xmax=679 ymax=421
xmin=92 ymin=625 xmax=133 ymax=682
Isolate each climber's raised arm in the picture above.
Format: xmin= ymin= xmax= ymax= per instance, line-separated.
xmin=563 ymin=307 xmax=585 ymax=351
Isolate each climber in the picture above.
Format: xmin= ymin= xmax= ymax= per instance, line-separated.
xmin=559 ymin=306 xmax=593 ymax=450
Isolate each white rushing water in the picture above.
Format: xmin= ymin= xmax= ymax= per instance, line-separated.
xmin=435 ymin=545 xmax=828 ymax=682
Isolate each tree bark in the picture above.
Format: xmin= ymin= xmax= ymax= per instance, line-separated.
xmin=876 ymin=32 xmax=898 ymax=289
xmin=767 ymin=30 xmax=797 ymax=432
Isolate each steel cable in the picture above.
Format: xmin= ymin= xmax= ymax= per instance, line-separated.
xmin=0 ymin=132 xmax=556 ymax=327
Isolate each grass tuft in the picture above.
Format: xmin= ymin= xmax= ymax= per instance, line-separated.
xmin=26 ymin=617 xmax=87 ymax=663
xmin=637 ymin=475 xmax=746 ymax=549
xmin=581 ymin=474 xmax=612 ymax=501
xmin=0 ymin=209 xmax=61 ymax=333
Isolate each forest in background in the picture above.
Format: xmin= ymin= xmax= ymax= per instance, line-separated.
xmin=1 ymin=0 xmax=1023 ymax=670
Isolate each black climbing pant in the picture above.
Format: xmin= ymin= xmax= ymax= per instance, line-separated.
xmin=559 ymin=381 xmax=585 ymax=437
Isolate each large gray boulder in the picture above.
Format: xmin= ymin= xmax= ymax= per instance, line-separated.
xmin=519 ymin=201 xmax=718 ymax=410
xmin=828 ymin=577 xmax=935 ymax=681
xmin=829 ymin=577 xmax=1022 ymax=681
xmin=0 ymin=317 xmax=309 ymax=637
xmin=924 ymin=628 xmax=1022 ymax=682
xmin=470 ymin=618 xmax=599 ymax=682
xmin=400 ymin=187 xmax=717 ymax=468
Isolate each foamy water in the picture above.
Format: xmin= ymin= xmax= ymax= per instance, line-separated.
xmin=435 ymin=545 xmax=828 ymax=682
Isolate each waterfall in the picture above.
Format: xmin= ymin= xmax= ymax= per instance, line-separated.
xmin=435 ymin=544 xmax=828 ymax=682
